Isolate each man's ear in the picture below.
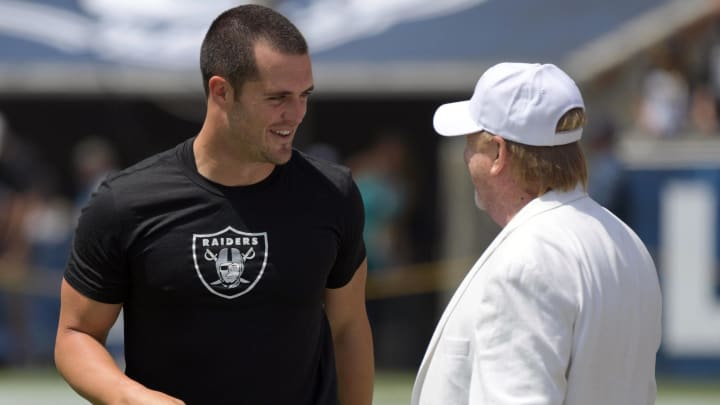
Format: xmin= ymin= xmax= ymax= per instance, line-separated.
xmin=208 ymin=76 xmax=234 ymax=109
xmin=490 ymin=135 xmax=507 ymax=175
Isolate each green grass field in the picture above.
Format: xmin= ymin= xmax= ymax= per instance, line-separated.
xmin=0 ymin=368 xmax=718 ymax=404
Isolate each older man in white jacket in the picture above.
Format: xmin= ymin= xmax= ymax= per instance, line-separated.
xmin=412 ymin=63 xmax=662 ymax=405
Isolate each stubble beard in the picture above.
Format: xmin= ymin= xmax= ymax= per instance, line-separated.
xmin=262 ymin=146 xmax=293 ymax=165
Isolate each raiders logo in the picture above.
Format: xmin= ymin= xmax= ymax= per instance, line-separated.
xmin=192 ymin=226 xmax=268 ymax=299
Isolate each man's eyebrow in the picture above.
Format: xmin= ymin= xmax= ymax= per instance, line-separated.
xmin=264 ymin=90 xmax=290 ymax=97
xmin=264 ymin=86 xmax=314 ymax=97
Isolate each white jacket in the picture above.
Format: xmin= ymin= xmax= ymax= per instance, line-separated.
xmin=412 ymin=187 xmax=662 ymax=405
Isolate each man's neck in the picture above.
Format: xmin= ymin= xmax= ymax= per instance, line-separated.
xmin=193 ymin=130 xmax=276 ymax=187
xmin=486 ymin=182 xmax=537 ymax=228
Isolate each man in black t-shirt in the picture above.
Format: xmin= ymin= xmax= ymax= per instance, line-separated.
xmin=55 ymin=5 xmax=374 ymax=405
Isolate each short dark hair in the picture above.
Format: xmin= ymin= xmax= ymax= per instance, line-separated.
xmin=199 ymin=5 xmax=308 ymax=97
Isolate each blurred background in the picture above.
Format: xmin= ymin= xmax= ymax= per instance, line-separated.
xmin=0 ymin=0 xmax=719 ymax=403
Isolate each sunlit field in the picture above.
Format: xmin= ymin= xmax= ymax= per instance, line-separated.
xmin=0 ymin=368 xmax=718 ymax=404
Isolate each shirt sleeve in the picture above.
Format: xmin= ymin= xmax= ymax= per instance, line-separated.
xmin=64 ymin=181 xmax=131 ymax=304
xmin=325 ymin=177 xmax=366 ymax=289
xmin=469 ymin=252 xmax=577 ymax=404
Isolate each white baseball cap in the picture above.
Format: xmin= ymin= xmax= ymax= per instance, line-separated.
xmin=433 ymin=62 xmax=585 ymax=146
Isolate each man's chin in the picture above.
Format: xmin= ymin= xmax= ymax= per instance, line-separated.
xmin=266 ymin=150 xmax=293 ymax=165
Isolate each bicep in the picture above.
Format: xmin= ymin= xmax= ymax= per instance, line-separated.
xmin=58 ymin=278 xmax=122 ymax=343
xmin=325 ymin=259 xmax=368 ymax=333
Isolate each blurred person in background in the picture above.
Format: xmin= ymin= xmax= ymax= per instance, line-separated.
xmin=302 ymin=141 xmax=341 ymax=164
xmin=0 ymin=112 xmax=60 ymax=366
xmin=636 ymin=43 xmax=690 ymax=138
xmin=689 ymin=82 xmax=719 ymax=135
xmin=585 ymin=116 xmax=626 ymax=219
xmin=55 ymin=5 xmax=373 ymax=405
xmin=21 ymin=192 xmax=72 ymax=365
xmin=70 ymin=136 xmax=119 ymax=218
xmin=346 ymin=132 xmax=412 ymax=274
xmin=346 ymin=131 xmax=415 ymax=369
xmin=18 ymin=135 xmax=121 ymax=365
xmin=0 ymin=111 xmax=32 ymax=366
xmin=412 ymin=63 xmax=662 ymax=404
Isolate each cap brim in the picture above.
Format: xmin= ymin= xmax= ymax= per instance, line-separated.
xmin=433 ymin=100 xmax=483 ymax=136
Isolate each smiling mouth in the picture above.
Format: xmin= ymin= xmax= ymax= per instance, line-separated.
xmin=270 ymin=129 xmax=292 ymax=137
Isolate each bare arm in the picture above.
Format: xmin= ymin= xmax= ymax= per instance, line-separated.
xmin=325 ymin=259 xmax=374 ymax=405
xmin=55 ymin=279 xmax=185 ymax=405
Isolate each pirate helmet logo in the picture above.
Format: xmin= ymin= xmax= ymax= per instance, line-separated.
xmin=192 ymin=227 xmax=268 ymax=299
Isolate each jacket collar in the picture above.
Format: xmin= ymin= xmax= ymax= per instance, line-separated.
xmin=504 ymin=184 xmax=587 ymax=235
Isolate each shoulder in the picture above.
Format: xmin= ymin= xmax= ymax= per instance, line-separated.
xmin=290 ymin=149 xmax=356 ymax=196
xmin=482 ymin=228 xmax=579 ymax=317
xmin=84 ymin=141 xmax=189 ymax=219
xmin=105 ymin=143 xmax=184 ymax=191
xmin=491 ymin=213 xmax=582 ymax=291
xmin=501 ymin=216 xmax=567 ymax=257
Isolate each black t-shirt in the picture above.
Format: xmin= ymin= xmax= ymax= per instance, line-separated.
xmin=65 ymin=138 xmax=366 ymax=405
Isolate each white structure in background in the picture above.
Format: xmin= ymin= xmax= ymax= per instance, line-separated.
xmin=281 ymin=0 xmax=485 ymax=52
xmin=0 ymin=0 xmax=484 ymax=68
xmin=662 ymin=181 xmax=720 ymax=356
xmin=0 ymin=0 xmax=241 ymax=68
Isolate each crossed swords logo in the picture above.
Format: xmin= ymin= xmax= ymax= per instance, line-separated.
xmin=204 ymin=247 xmax=256 ymax=289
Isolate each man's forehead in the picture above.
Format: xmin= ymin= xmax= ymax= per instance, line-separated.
xmin=253 ymin=41 xmax=309 ymax=66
